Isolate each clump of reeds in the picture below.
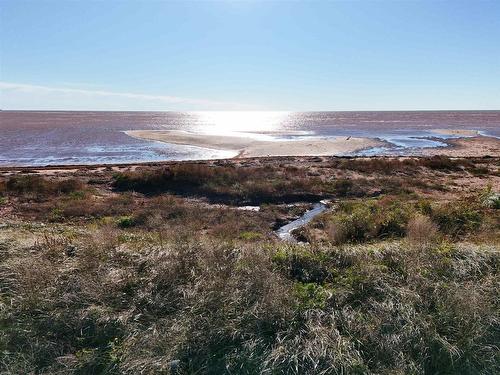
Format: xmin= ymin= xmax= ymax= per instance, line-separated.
xmin=5 ymin=175 xmax=83 ymax=197
xmin=406 ymin=214 xmax=440 ymax=247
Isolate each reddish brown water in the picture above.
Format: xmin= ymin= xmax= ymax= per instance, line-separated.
xmin=1 ymin=110 xmax=499 ymax=166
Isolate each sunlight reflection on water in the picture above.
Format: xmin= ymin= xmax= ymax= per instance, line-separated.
xmin=191 ymin=111 xmax=290 ymax=138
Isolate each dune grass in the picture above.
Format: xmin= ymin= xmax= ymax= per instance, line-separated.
xmin=1 ymin=234 xmax=498 ymax=374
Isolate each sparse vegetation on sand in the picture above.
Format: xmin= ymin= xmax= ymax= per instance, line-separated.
xmin=0 ymin=156 xmax=499 ymax=374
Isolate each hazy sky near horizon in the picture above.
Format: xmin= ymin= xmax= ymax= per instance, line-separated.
xmin=1 ymin=0 xmax=499 ymax=111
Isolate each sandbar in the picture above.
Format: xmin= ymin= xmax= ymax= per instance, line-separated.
xmin=423 ymin=135 xmax=500 ymax=157
xmin=125 ymin=130 xmax=384 ymax=158
xmin=431 ymin=129 xmax=479 ymax=137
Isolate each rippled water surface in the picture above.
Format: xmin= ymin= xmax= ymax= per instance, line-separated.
xmin=1 ymin=111 xmax=499 ymax=166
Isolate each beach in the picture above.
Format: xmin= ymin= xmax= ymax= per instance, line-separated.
xmin=424 ymin=135 xmax=500 ymax=157
xmin=125 ymin=130 xmax=385 ymax=157
xmin=126 ymin=129 xmax=500 ymax=158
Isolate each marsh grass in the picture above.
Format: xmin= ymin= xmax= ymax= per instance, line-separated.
xmin=112 ymin=164 xmax=326 ymax=204
xmin=406 ymin=214 xmax=440 ymax=247
xmin=4 ymin=175 xmax=84 ymax=198
xmin=1 ymin=235 xmax=498 ymax=374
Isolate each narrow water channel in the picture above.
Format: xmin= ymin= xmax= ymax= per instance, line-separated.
xmin=275 ymin=201 xmax=329 ymax=242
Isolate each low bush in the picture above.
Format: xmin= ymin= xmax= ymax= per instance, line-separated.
xmin=479 ymin=185 xmax=500 ymax=209
xmin=5 ymin=175 xmax=84 ymax=197
xmin=406 ymin=214 xmax=440 ymax=246
xmin=323 ymin=198 xmax=414 ymax=244
xmin=419 ymin=155 xmax=469 ymax=171
xmin=330 ymin=178 xmax=368 ymax=197
xmin=431 ymin=200 xmax=484 ymax=238
xmin=331 ymin=157 xmax=418 ymax=174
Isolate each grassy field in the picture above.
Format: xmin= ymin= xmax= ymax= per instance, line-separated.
xmin=1 ymin=156 xmax=499 ymax=374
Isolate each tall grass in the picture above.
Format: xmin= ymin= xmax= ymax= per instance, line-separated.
xmin=1 ymin=235 xmax=498 ymax=374
xmin=5 ymin=175 xmax=83 ymax=197
xmin=1 ymin=157 xmax=499 ymax=373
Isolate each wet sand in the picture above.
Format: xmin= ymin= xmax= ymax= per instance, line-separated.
xmin=424 ymin=136 xmax=500 ymax=157
xmin=431 ymin=129 xmax=479 ymax=137
xmin=126 ymin=129 xmax=500 ymax=158
xmin=125 ymin=130 xmax=385 ymax=157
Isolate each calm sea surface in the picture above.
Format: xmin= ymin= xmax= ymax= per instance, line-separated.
xmin=1 ymin=111 xmax=499 ymax=166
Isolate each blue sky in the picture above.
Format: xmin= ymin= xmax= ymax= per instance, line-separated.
xmin=1 ymin=0 xmax=499 ymax=111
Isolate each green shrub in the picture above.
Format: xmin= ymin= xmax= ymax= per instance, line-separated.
xmin=294 ymin=282 xmax=329 ymax=310
xmin=272 ymin=246 xmax=332 ymax=283
xmin=431 ymin=201 xmax=483 ymax=237
xmin=325 ymin=199 xmax=414 ymax=244
xmin=238 ymin=231 xmax=263 ymax=241
xmin=5 ymin=175 xmax=83 ymax=197
xmin=117 ymin=215 xmax=135 ymax=228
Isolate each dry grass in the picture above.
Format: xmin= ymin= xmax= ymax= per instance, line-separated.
xmin=112 ymin=163 xmax=327 ymax=204
xmin=0 ymin=235 xmax=498 ymax=374
xmin=406 ymin=214 xmax=440 ymax=247
xmin=4 ymin=175 xmax=84 ymax=198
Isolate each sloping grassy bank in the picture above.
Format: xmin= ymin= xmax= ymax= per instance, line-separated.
xmin=1 ymin=236 xmax=498 ymax=374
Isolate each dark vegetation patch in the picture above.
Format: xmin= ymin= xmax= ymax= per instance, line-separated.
xmin=327 ymin=155 xmax=494 ymax=175
xmin=110 ymin=158 xmax=464 ymax=204
xmin=2 ymin=175 xmax=83 ymax=198
xmin=112 ymin=164 xmax=327 ymax=204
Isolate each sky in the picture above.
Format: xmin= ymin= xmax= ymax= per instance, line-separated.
xmin=1 ymin=0 xmax=499 ymax=111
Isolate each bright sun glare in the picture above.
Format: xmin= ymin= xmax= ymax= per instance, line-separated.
xmin=193 ymin=111 xmax=291 ymax=137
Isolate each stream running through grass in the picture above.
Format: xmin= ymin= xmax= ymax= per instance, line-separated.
xmin=275 ymin=200 xmax=330 ymax=242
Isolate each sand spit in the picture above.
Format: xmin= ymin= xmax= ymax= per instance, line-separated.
xmin=423 ymin=135 xmax=500 ymax=157
xmin=125 ymin=130 xmax=384 ymax=158
xmin=431 ymin=129 xmax=479 ymax=137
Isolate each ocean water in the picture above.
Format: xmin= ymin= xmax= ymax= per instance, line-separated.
xmin=1 ymin=111 xmax=499 ymax=166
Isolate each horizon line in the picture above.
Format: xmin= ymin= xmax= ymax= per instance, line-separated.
xmin=2 ymin=109 xmax=500 ymax=113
